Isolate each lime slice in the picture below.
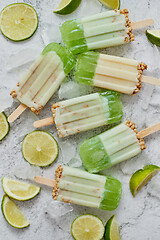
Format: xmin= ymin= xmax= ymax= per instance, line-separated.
xmin=2 ymin=177 xmax=40 ymax=201
xmin=98 ymin=0 xmax=120 ymax=9
xmin=71 ymin=214 xmax=105 ymax=240
xmin=146 ymin=30 xmax=160 ymax=47
xmin=130 ymin=165 xmax=160 ymax=197
xmin=0 ymin=112 xmax=10 ymax=141
xmin=1 ymin=195 xmax=30 ymax=228
xmin=54 ymin=0 xmax=81 ymax=15
xmin=22 ymin=131 xmax=59 ymax=167
xmin=0 ymin=3 xmax=38 ymax=41
xmin=104 ymin=215 xmax=121 ymax=240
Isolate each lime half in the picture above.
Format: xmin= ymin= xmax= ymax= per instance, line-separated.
xmin=22 ymin=131 xmax=59 ymax=167
xmin=54 ymin=0 xmax=81 ymax=15
xmin=2 ymin=177 xmax=40 ymax=201
xmin=0 ymin=112 xmax=10 ymax=141
xmin=1 ymin=195 xmax=30 ymax=229
xmin=104 ymin=215 xmax=121 ymax=240
xmin=98 ymin=0 xmax=120 ymax=9
xmin=71 ymin=214 xmax=105 ymax=240
xmin=0 ymin=3 xmax=38 ymax=41
xmin=130 ymin=165 xmax=160 ymax=197
xmin=147 ymin=30 xmax=160 ymax=47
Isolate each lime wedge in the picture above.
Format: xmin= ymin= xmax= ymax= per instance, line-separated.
xmin=130 ymin=165 xmax=160 ymax=197
xmin=22 ymin=131 xmax=59 ymax=167
xmin=104 ymin=215 xmax=121 ymax=240
xmin=98 ymin=0 xmax=120 ymax=9
xmin=146 ymin=30 xmax=160 ymax=47
xmin=71 ymin=214 xmax=105 ymax=240
xmin=2 ymin=177 xmax=40 ymax=201
xmin=54 ymin=0 xmax=81 ymax=15
xmin=0 ymin=3 xmax=38 ymax=41
xmin=0 ymin=112 xmax=10 ymax=141
xmin=1 ymin=195 xmax=30 ymax=228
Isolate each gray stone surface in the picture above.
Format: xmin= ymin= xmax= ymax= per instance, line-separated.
xmin=0 ymin=0 xmax=160 ymax=239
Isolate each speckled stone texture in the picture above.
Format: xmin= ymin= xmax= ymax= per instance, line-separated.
xmin=0 ymin=0 xmax=160 ymax=239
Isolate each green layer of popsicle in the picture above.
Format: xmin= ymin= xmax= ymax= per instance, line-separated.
xmin=100 ymin=176 xmax=122 ymax=211
xmin=75 ymin=51 xmax=99 ymax=85
xmin=60 ymin=20 xmax=88 ymax=55
xmin=42 ymin=42 xmax=75 ymax=75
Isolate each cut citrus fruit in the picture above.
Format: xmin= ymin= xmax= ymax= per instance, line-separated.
xmin=0 ymin=3 xmax=38 ymax=41
xmin=104 ymin=215 xmax=121 ymax=240
xmin=54 ymin=0 xmax=81 ymax=15
xmin=130 ymin=165 xmax=160 ymax=197
xmin=0 ymin=112 xmax=10 ymax=141
xmin=22 ymin=131 xmax=59 ymax=167
xmin=71 ymin=214 xmax=105 ymax=240
xmin=2 ymin=177 xmax=40 ymax=201
xmin=146 ymin=30 xmax=160 ymax=47
xmin=1 ymin=195 xmax=30 ymax=228
xmin=98 ymin=0 xmax=120 ymax=9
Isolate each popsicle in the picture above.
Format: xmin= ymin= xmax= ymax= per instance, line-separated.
xmin=34 ymin=165 xmax=122 ymax=211
xmin=60 ymin=9 xmax=154 ymax=54
xmin=8 ymin=43 xmax=75 ymax=123
xmin=79 ymin=120 xmax=160 ymax=173
xmin=75 ymin=51 xmax=160 ymax=95
xmin=33 ymin=91 xmax=123 ymax=137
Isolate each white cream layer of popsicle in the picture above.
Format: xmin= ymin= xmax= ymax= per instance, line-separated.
xmin=14 ymin=52 xmax=65 ymax=112
xmin=54 ymin=93 xmax=109 ymax=137
xmin=57 ymin=166 xmax=106 ymax=208
xmin=81 ymin=10 xmax=129 ymax=50
xmin=99 ymin=122 xmax=141 ymax=165
xmin=93 ymin=54 xmax=140 ymax=95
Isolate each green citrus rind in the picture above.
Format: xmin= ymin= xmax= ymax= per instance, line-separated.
xmin=22 ymin=130 xmax=59 ymax=167
xmin=54 ymin=0 xmax=81 ymax=15
xmin=0 ymin=112 xmax=10 ymax=141
xmin=129 ymin=164 xmax=160 ymax=197
xmin=146 ymin=30 xmax=160 ymax=47
xmin=2 ymin=177 xmax=41 ymax=201
xmin=1 ymin=195 xmax=30 ymax=229
xmin=104 ymin=215 xmax=121 ymax=240
xmin=71 ymin=214 xmax=105 ymax=240
xmin=0 ymin=3 xmax=38 ymax=41
xmin=98 ymin=0 xmax=120 ymax=9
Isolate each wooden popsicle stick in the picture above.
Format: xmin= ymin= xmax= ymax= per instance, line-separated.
xmin=34 ymin=176 xmax=56 ymax=187
xmin=33 ymin=117 xmax=54 ymax=128
xmin=131 ymin=19 xmax=154 ymax=29
xmin=137 ymin=122 xmax=160 ymax=139
xmin=141 ymin=75 xmax=160 ymax=86
xmin=8 ymin=104 xmax=28 ymax=123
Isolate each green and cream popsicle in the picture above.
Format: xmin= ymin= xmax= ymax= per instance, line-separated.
xmin=33 ymin=91 xmax=123 ymax=137
xmin=60 ymin=9 xmax=153 ymax=55
xmin=75 ymin=51 xmax=147 ymax=95
xmin=10 ymin=43 xmax=75 ymax=117
xmin=79 ymin=120 xmax=146 ymax=173
xmin=34 ymin=165 xmax=122 ymax=211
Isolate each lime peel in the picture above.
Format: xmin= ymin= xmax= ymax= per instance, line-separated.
xmin=54 ymin=0 xmax=81 ymax=15
xmin=129 ymin=165 xmax=160 ymax=197
xmin=1 ymin=195 xmax=30 ymax=229
xmin=146 ymin=30 xmax=160 ymax=47
xmin=0 ymin=112 xmax=10 ymax=141
xmin=104 ymin=215 xmax=121 ymax=240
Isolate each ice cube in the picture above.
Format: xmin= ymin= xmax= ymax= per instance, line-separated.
xmin=14 ymin=163 xmax=42 ymax=181
xmin=44 ymin=201 xmax=73 ymax=218
xmin=59 ymin=139 xmax=77 ymax=164
xmin=67 ymin=156 xmax=82 ymax=168
xmin=79 ymin=0 xmax=102 ymax=17
xmin=41 ymin=22 xmax=61 ymax=46
xmin=58 ymin=81 xmax=93 ymax=100
xmin=6 ymin=48 xmax=41 ymax=71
